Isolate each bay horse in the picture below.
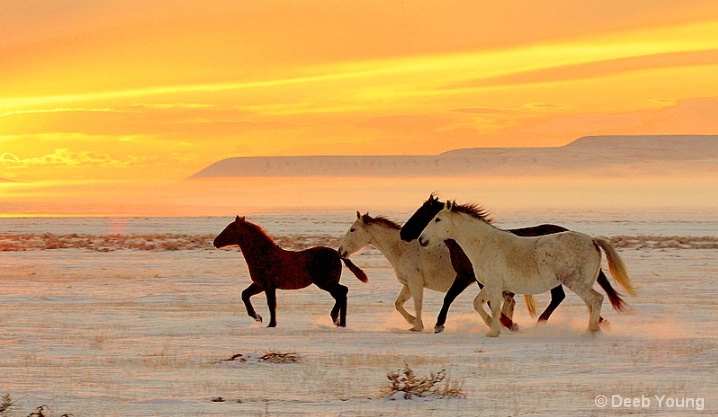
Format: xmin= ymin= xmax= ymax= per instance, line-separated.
xmin=337 ymin=212 xmax=528 ymax=332
xmin=400 ymin=194 xmax=628 ymax=332
xmin=213 ymin=216 xmax=368 ymax=327
xmin=418 ymin=201 xmax=637 ymax=337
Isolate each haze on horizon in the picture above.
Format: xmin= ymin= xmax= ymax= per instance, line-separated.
xmin=2 ymin=1 xmax=718 ymax=216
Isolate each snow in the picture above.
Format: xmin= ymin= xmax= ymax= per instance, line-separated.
xmin=1 ymin=218 xmax=717 ymax=416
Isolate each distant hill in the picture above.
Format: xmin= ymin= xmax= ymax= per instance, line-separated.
xmin=190 ymin=135 xmax=718 ymax=178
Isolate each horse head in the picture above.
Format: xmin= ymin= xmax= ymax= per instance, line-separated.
xmin=418 ymin=200 xmax=455 ymax=248
xmin=213 ymin=215 xmax=245 ymax=248
xmin=338 ymin=211 xmax=372 ymax=258
xmin=400 ymin=193 xmax=444 ymax=242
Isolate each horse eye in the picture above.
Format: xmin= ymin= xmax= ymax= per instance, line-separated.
xmin=435 ymin=218 xmax=441 ymax=223
xmin=350 ymin=228 xmax=355 ymax=232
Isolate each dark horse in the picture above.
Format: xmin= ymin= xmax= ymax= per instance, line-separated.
xmin=400 ymin=195 xmax=627 ymax=333
xmin=213 ymin=216 xmax=368 ymax=327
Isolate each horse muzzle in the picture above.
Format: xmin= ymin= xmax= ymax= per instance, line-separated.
xmin=418 ymin=237 xmax=429 ymax=247
xmin=338 ymin=248 xmax=348 ymax=258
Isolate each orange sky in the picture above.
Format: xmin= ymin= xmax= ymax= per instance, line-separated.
xmin=2 ymin=1 xmax=718 ymax=215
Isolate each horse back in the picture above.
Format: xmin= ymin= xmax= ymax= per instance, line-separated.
xmin=509 ymin=224 xmax=568 ymax=237
xmin=272 ymin=246 xmax=342 ymax=290
xmin=536 ymin=231 xmax=601 ymax=275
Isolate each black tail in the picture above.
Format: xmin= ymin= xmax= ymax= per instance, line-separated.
xmin=341 ymin=258 xmax=368 ymax=283
xmin=597 ymin=270 xmax=627 ymax=312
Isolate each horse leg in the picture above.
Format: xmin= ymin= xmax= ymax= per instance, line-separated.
xmin=565 ymin=281 xmax=604 ymax=333
xmin=472 ymin=287 xmax=492 ymax=328
xmin=241 ymin=282 xmax=265 ymax=323
xmin=537 ymin=285 xmax=566 ymax=322
xmin=315 ymin=281 xmax=348 ymax=327
xmin=486 ymin=287 xmax=504 ymax=337
xmin=394 ymin=285 xmax=416 ymax=326
xmin=265 ymin=287 xmax=277 ymax=327
xmin=478 ymin=279 xmax=515 ymax=330
xmin=499 ymin=292 xmax=518 ymax=331
xmin=329 ymin=283 xmax=348 ymax=327
xmin=407 ymin=278 xmax=425 ymax=331
xmin=435 ymin=274 xmax=473 ymax=333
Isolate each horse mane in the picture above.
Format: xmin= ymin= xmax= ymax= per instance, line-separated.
xmin=449 ymin=202 xmax=494 ymax=223
xmin=241 ymin=219 xmax=277 ymax=244
xmin=361 ymin=214 xmax=402 ymax=230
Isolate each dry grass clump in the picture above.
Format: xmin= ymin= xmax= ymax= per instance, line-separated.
xmin=0 ymin=233 xmax=343 ymax=251
xmin=0 ymin=394 xmax=13 ymax=414
xmin=222 ymin=351 xmax=301 ymax=364
xmin=0 ymin=233 xmax=216 ymax=251
xmin=258 ymin=352 xmax=300 ymax=364
xmin=384 ymin=364 xmax=466 ymax=400
xmin=5 ymin=232 xmax=715 ymax=252
xmin=607 ymin=235 xmax=718 ymax=250
xmin=0 ymin=397 xmax=73 ymax=417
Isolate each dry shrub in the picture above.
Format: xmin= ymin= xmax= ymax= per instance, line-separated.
xmin=0 ymin=394 xmax=13 ymax=414
xmin=385 ymin=363 xmax=466 ymax=400
xmin=222 ymin=351 xmax=300 ymax=364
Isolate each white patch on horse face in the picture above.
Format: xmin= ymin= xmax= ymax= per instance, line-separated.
xmin=338 ymin=220 xmax=371 ymax=257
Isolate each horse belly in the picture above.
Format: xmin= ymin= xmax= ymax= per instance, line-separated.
xmin=271 ymin=254 xmax=316 ymax=290
xmin=501 ymin=243 xmax=558 ymax=295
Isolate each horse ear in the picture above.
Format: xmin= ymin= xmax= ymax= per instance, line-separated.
xmin=235 ymin=215 xmax=245 ymax=224
xmin=445 ymin=200 xmax=453 ymax=210
xmin=356 ymin=211 xmax=361 ymax=219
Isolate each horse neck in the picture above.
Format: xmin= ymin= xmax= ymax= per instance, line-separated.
xmin=235 ymin=225 xmax=278 ymax=261
xmin=366 ymin=224 xmax=406 ymax=262
xmin=450 ymin=213 xmax=498 ymax=250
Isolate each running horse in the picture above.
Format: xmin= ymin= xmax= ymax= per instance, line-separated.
xmin=418 ymin=201 xmax=637 ymax=337
xmin=400 ymin=194 xmax=628 ymax=332
xmin=213 ymin=216 xmax=368 ymax=327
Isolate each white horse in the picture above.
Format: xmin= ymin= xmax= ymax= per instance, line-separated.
xmin=338 ymin=212 xmax=526 ymax=332
xmin=418 ymin=201 xmax=636 ymax=337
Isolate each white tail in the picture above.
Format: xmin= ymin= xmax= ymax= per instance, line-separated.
xmin=524 ymin=295 xmax=537 ymax=318
xmin=594 ymin=238 xmax=637 ymax=297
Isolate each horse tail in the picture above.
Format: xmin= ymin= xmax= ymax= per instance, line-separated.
xmin=593 ymin=238 xmax=637 ymax=297
xmin=596 ymin=270 xmax=628 ymax=312
xmin=524 ymin=295 xmax=537 ymax=318
xmin=341 ymin=258 xmax=368 ymax=283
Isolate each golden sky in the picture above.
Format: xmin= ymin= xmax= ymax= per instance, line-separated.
xmin=2 ymin=1 xmax=718 ymax=215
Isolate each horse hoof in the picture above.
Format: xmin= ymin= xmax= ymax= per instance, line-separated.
xmin=486 ymin=330 xmax=500 ymax=337
xmin=434 ymin=325 xmax=445 ymax=334
xmin=509 ymin=323 xmax=520 ymax=332
xmin=267 ymin=323 xmax=277 ymax=328
xmin=254 ymin=315 xmax=263 ymax=323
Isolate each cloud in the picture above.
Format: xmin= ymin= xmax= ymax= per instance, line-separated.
xmin=0 ymin=107 xmax=119 ymax=118
xmin=0 ymin=149 xmax=140 ymax=168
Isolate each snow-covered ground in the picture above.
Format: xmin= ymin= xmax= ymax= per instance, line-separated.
xmin=1 ymin=216 xmax=716 ymax=416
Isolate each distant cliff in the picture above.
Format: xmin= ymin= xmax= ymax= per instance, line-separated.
xmin=190 ymin=135 xmax=718 ymax=178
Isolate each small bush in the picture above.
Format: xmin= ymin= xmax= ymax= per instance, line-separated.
xmin=385 ymin=364 xmax=466 ymax=400
xmin=223 ymin=351 xmax=300 ymax=364
xmin=0 ymin=394 xmax=13 ymax=413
